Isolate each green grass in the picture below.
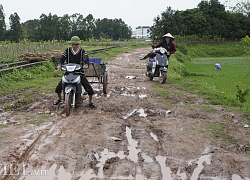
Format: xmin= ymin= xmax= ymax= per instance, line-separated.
xmin=200 ymin=122 xmax=237 ymax=145
xmin=90 ymin=44 xmax=148 ymax=62
xmin=0 ymin=124 xmax=7 ymax=129
xmin=181 ymin=56 xmax=250 ymax=112
xmin=0 ymin=61 xmax=61 ymax=110
xmin=0 ymin=61 xmax=59 ymax=94
xmin=183 ymin=43 xmax=249 ymax=58
xmin=24 ymin=114 xmax=50 ymax=125
xmin=0 ymin=131 xmax=8 ymax=139
xmin=0 ymin=57 xmax=19 ymax=64
xmin=151 ymin=82 xmax=175 ymax=105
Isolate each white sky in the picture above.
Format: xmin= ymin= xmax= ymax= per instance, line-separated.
xmin=1 ymin=0 xmax=233 ymax=31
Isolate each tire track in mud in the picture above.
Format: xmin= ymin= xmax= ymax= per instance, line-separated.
xmin=2 ymin=121 xmax=63 ymax=180
xmin=3 ymin=132 xmax=43 ymax=180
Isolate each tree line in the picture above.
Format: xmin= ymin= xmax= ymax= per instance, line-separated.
xmin=150 ymin=0 xmax=250 ymax=41
xmin=0 ymin=5 xmax=132 ymax=42
xmin=0 ymin=0 xmax=249 ymax=42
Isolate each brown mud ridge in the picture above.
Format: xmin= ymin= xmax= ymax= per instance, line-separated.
xmin=0 ymin=47 xmax=249 ymax=180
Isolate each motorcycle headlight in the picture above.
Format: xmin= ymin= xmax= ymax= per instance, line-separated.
xmin=66 ymin=65 xmax=76 ymax=72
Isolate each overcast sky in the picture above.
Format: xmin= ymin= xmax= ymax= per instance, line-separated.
xmin=1 ymin=0 xmax=232 ymax=30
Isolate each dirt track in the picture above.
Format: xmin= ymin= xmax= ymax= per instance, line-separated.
xmin=0 ymin=47 xmax=250 ymax=180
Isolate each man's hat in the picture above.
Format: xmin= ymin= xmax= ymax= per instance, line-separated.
xmin=69 ymin=36 xmax=81 ymax=44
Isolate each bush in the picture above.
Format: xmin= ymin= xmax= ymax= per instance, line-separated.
xmin=236 ymin=83 xmax=249 ymax=104
xmin=240 ymin=35 xmax=250 ymax=47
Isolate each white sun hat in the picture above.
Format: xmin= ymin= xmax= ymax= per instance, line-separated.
xmin=162 ymin=33 xmax=174 ymax=39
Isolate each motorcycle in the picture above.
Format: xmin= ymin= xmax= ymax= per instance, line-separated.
xmin=142 ymin=47 xmax=169 ymax=84
xmin=61 ymin=63 xmax=85 ymax=116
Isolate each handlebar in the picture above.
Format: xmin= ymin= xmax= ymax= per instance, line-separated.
xmin=153 ymin=47 xmax=168 ymax=54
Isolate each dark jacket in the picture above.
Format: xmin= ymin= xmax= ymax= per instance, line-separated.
xmin=154 ymin=40 xmax=177 ymax=56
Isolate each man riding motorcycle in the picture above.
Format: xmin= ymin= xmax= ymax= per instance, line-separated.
xmin=54 ymin=36 xmax=96 ymax=108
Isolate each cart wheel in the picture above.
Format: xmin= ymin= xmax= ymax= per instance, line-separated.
xmin=103 ymin=71 xmax=108 ymax=94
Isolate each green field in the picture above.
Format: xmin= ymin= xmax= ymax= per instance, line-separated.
xmin=179 ymin=56 xmax=250 ymax=112
xmin=185 ymin=57 xmax=250 ymax=94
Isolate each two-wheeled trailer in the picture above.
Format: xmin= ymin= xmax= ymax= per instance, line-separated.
xmin=84 ymin=58 xmax=108 ymax=94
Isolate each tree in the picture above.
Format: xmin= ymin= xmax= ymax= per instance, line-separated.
xmin=149 ymin=0 xmax=250 ymax=41
xmin=93 ymin=18 xmax=132 ymax=40
xmin=0 ymin=4 xmax=6 ymax=41
xmin=21 ymin=19 xmax=40 ymax=41
xmin=150 ymin=7 xmax=177 ymax=42
xmin=1 ymin=11 xmax=132 ymax=41
xmin=197 ymin=0 xmax=227 ymax=36
xmin=83 ymin=14 xmax=95 ymax=40
xmin=58 ymin=14 xmax=71 ymax=40
xmin=70 ymin=13 xmax=90 ymax=40
xmin=178 ymin=9 xmax=209 ymax=36
xmin=228 ymin=0 xmax=250 ymax=15
xmin=221 ymin=11 xmax=249 ymax=39
xmin=38 ymin=13 xmax=59 ymax=41
xmin=8 ymin=12 xmax=21 ymax=42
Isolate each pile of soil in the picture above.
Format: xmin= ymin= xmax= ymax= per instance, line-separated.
xmin=19 ymin=50 xmax=62 ymax=61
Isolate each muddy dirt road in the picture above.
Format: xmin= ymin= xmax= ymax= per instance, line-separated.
xmin=0 ymin=47 xmax=250 ymax=180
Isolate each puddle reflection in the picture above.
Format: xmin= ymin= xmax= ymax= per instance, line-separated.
xmin=138 ymin=109 xmax=147 ymax=117
xmin=123 ymin=109 xmax=147 ymax=119
xmin=190 ymin=154 xmax=211 ymax=180
xmin=126 ymin=126 xmax=141 ymax=163
xmin=231 ymin=174 xmax=249 ymax=180
xmin=20 ymin=126 xmax=248 ymax=180
xmin=125 ymin=75 xmax=136 ymax=79
xmin=141 ymin=153 xmax=153 ymax=162
xmin=121 ymin=92 xmax=136 ymax=97
xmin=80 ymin=126 xmax=143 ymax=179
xmin=156 ymin=156 xmax=173 ymax=179
xmin=123 ymin=109 xmax=137 ymax=119
xmin=150 ymin=132 xmax=159 ymax=142
xmin=139 ymin=94 xmax=147 ymax=99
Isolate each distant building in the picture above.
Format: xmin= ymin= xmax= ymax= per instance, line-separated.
xmin=132 ymin=26 xmax=150 ymax=39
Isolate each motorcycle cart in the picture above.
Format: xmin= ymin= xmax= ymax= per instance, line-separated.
xmin=84 ymin=58 xmax=108 ymax=94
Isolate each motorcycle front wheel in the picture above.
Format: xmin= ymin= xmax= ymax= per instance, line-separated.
xmin=159 ymin=71 xmax=167 ymax=84
xmin=65 ymin=91 xmax=74 ymax=116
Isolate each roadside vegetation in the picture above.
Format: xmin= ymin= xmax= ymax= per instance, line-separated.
xmin=0 ymin=41 xmax=149 ymax=109
xmin=169 ymin=36 xmax=250 ymax=114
